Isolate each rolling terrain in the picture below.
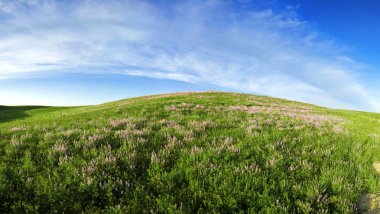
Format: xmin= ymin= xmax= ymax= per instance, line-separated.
xmin=0 ymin=92 xmax=379 ymax=213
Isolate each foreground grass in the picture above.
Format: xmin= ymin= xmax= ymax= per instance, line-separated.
xmin=0 ymin=92 xmax=379 ymax=213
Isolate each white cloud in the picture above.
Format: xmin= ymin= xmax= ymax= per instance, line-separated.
xmin=0 ymin=0 xmax=378 ymax=111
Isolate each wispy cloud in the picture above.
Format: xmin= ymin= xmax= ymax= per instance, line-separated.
xmin=0 ymin=0 xmax=378 ymax=111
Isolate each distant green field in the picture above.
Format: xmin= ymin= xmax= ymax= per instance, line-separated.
xmin=0 ymin=92 xmax=379 ymax=213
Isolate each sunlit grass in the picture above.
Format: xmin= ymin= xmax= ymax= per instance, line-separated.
xmin=0 ymin=92 xmax=378 ymax=212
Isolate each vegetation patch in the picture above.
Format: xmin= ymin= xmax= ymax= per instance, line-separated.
xmin=0 ymin=92 xmax=379 ymax=213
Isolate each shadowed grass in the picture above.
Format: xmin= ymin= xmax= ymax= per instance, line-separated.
xmin=0 ymin=106 xmax=50 ymax=123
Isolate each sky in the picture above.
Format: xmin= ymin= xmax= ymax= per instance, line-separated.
xmin=0 ymin=0 xmax=379 ymax=112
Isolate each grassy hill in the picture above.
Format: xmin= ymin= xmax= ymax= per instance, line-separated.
xmin=0 ymin=92 xmax=379 ymax=213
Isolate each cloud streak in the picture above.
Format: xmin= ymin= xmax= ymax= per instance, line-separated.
xmin=0 ymin=0 xmax=378 ymax=111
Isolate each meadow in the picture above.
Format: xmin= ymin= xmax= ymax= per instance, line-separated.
xmin=0 ymin=92 xmax=379 ymax=213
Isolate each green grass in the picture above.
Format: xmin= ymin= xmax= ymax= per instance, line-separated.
xmin=0 ymin=92 xmax=379 ymax=213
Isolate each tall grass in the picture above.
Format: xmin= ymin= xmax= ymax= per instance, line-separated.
xmin=0 ymin=92 xmax=378 ymax=212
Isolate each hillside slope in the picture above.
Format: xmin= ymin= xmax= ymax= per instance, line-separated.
xmin=0 ymin=92 xmax=379 ymax=213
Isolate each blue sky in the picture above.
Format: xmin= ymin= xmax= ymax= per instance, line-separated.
xmin=0 ymin=0 xmax=379 ymax=112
